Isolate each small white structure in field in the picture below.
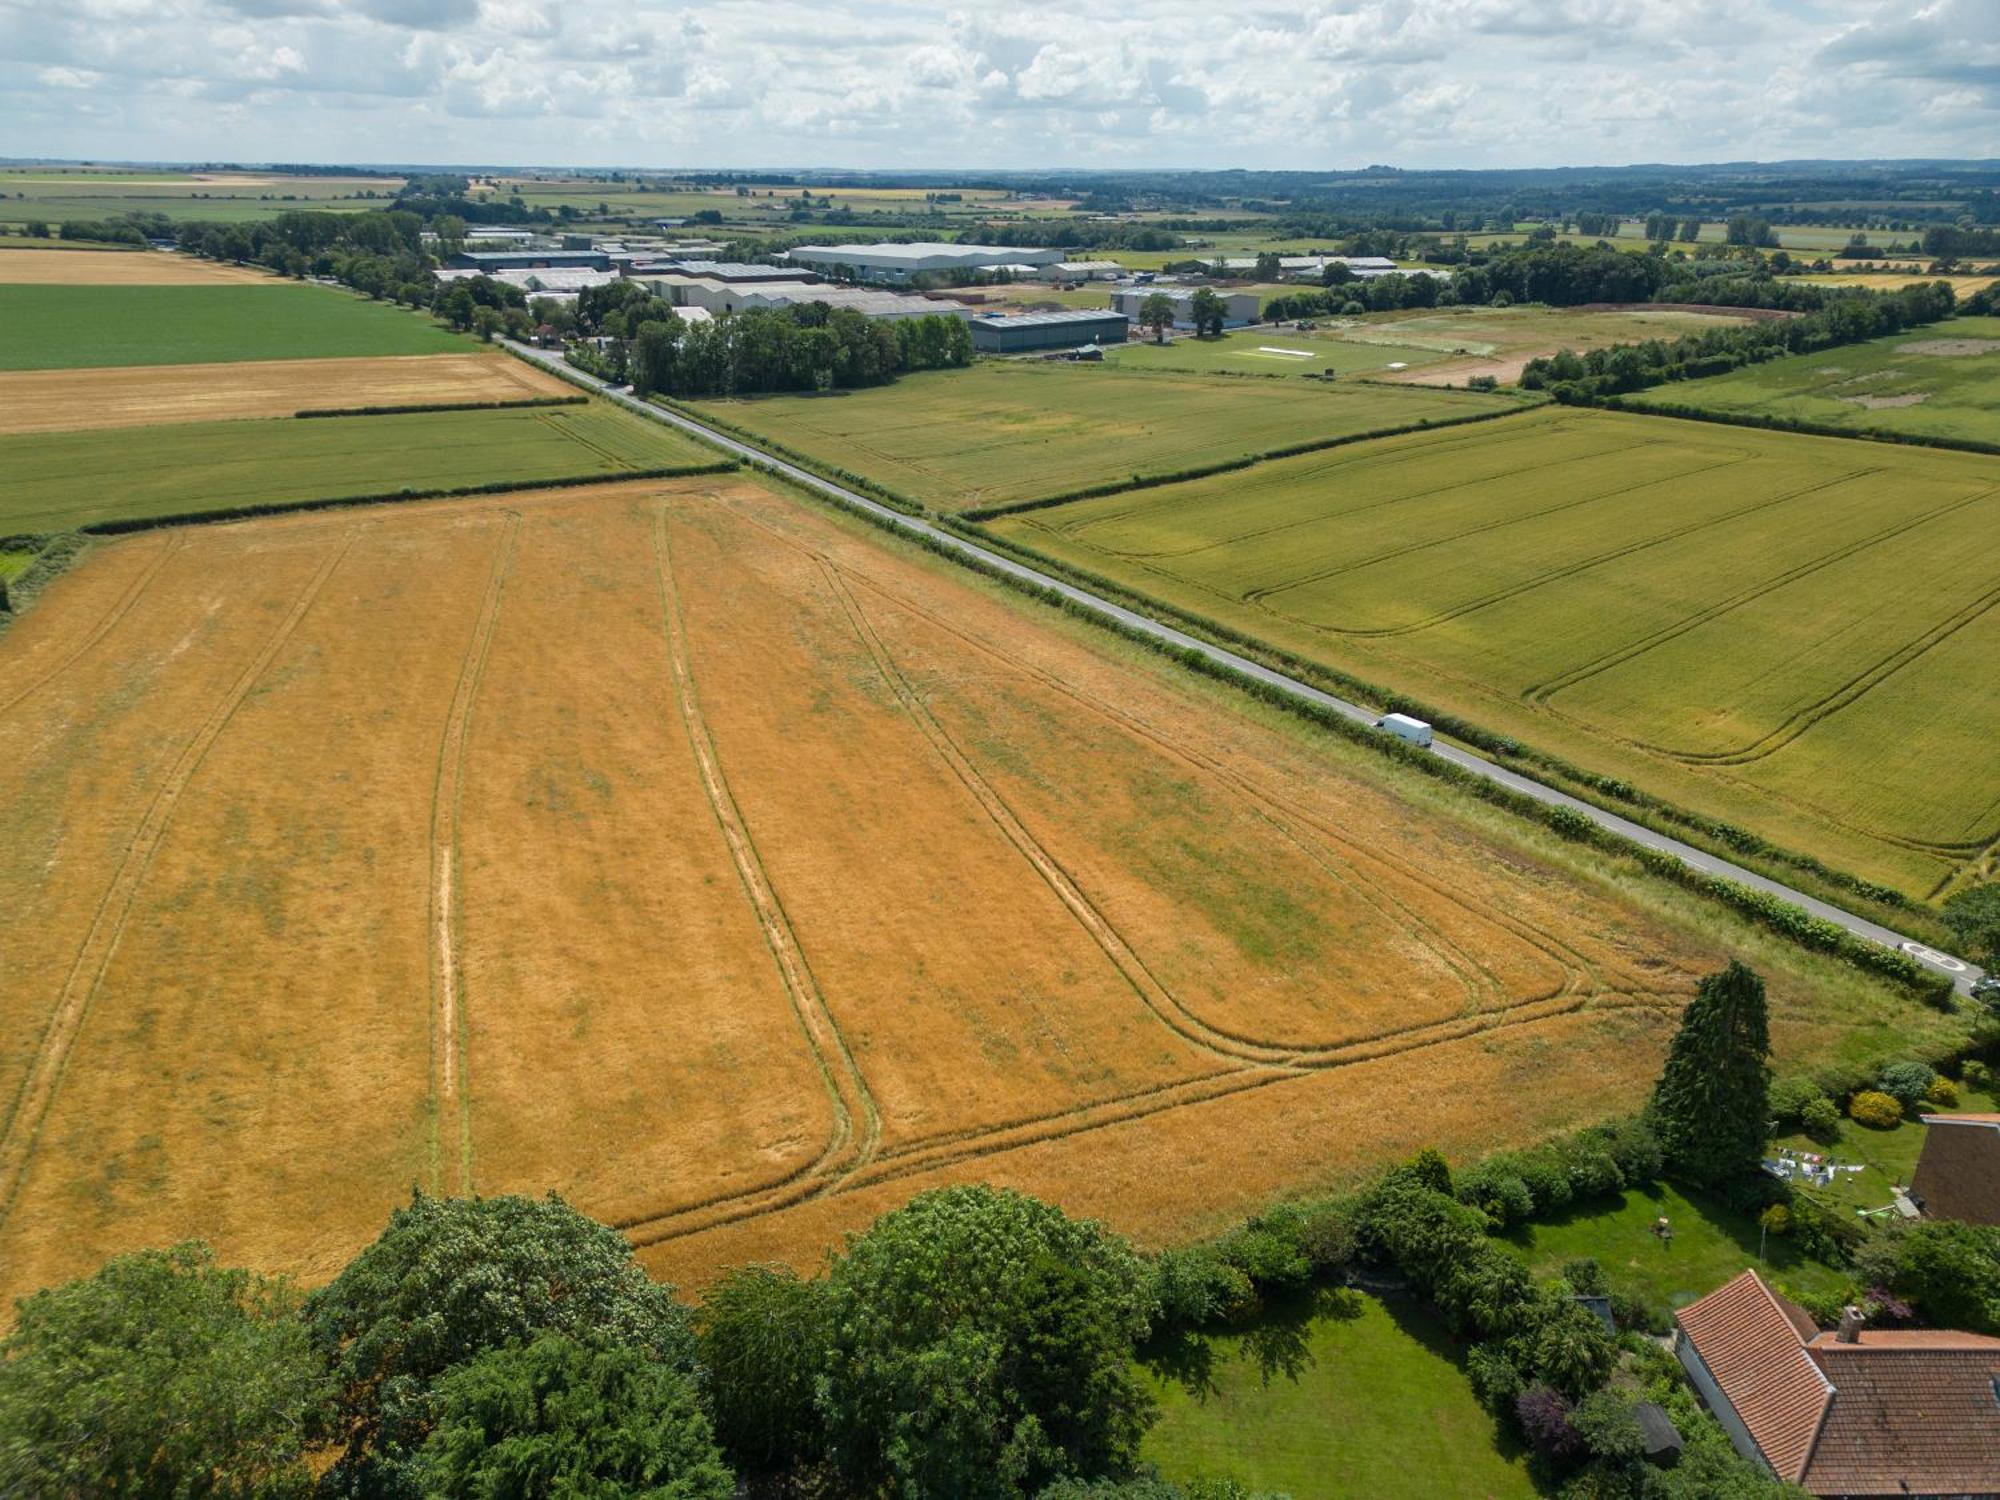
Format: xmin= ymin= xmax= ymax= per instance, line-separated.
xmin=1375 ymin=713 xmax=1433 ymax=748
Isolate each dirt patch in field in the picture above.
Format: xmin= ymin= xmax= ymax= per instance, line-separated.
xmin=1838 ymin=392 xmax=1931 ymax=410
xmin=1895 ymin=338 xmax=2000 ymax=358
xmin=0 ymin=354 xmax=572 ymax=434
xmin=0 ymin=474 xmax=1927 ymax=1300
xmin=0 ymin=248 xmax=274 ymax=286
xmin=1377 ymin=351 xmax=1538 ymax=387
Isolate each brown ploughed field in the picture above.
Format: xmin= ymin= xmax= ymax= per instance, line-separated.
xmin=0 ymin=353 xmax=574 ymax=434
xmin=0 ymin=248 xmax=275 ymax=285
xmin=0 ymin=475 xmax=1931 ymax=1300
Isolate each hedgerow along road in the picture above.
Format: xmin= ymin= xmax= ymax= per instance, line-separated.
xmin=499 ymin=339 xmax=1986 ymax=1000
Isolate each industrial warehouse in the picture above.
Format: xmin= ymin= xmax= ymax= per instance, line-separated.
xmin=968 ymin=309 xmax=1132 ymax=353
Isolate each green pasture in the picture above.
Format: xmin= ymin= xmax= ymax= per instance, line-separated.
xmin=1622 ymin=316 xmax=2000 ymax=445
xmin=1105 ymin=329 xmax=1445 ymax=377
xmin=0 ymin=285 xmax=474 ymax=369
xmin=0 ymin=401 xmax=713 ymax=533
xmin=1506 ymin=1180 xmax=1851 ymax=1321
xmin=983 ymin=406 xmax=2000 ymax=898
xmin=1140 ymin=1289 xmax=1535 ymax=1500
xmin=0 ymin=170 xmax=397 ymax=226
xmin=1328 ymin=304 xmax=1757 ymax=363
xmin=687 ymin=363 xmax=1511 ymax=512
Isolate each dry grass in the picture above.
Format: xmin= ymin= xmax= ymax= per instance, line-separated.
xmin=0 ymin=248 xmax=274 ymax=286
xmin=0 ymin=475 xmax=1940 ymax=1301
xmin=0 ymin=353 xmax=574 ymax=435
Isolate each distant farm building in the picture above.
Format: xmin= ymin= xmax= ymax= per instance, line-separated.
xmin=1110 ymin=287 xmax=1260 ymax=329
xmin=970 ymin=309 xmax=1132 ymax=354
xmin=781 ymin=242 xmax=1065 ymax=284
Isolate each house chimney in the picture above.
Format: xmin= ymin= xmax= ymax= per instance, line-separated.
xmin=1837 ymin=1305 xmax=1864 ymax=1343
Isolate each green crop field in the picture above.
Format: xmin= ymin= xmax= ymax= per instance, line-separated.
xmin=0 ymin=401 xmax=716 ymax=533
xmin=1621 ymin=316 xmax=2000 ymax=445
xmin=0 ymin=285 xmax=475 ymax=369
xmin=686 ymin=363 xmax=1516 ymax=511
xmin=1140 ymin=1290 xmax=1535 ymax=1499
xmin=0 ymin=168 xmax=400 ymax=226
xmin=983 ymin=405 xmax=2000 ymax=899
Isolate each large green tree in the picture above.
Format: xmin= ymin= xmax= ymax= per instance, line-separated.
xmin=413 ymin=1334 xmax=732 ymax=1500
xmin=0 ymin=1242 xmax=321 ymax=1500
xmin=1137 ymin=292 xmax=1176 ymax=344
xmin=306 ymin=1192 xmax=699 ymax=1499
xmin=696 ymin=1264 xmax=829 ymax=1474
xmin=818 ymin=1185 xmax=1156 ymax=1500
xmin=1649 ymin=960 xmax=1772 ymax=1186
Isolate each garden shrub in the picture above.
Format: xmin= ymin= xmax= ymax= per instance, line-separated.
xmin=1149 ymin=1245 xmax=1253 ymax=1329
xmin=1769 ymin=1077 xmax=1827 ymax=1127
xmin=1848 ymin=1090 xmax=1902 ymax=1129
xmin=1561 ymin=1258 xmax=1609 ymax=1296
xmin=1926 ymin=1076 xmax=1959 ymax=1108
xmin=1457 ymin=1164 xmax=1535 ymax=1229
xmin=1515 ymin=1385 xmax=1581 ymax=1460
xmin=1964 ymin=1059 xmax=1993 ymax=1091
xmin=1877 ymin=1062 xmax=1938 ymax=1109
xmin=1800 ymin=1096 xmax=1842 ymax=1139
xmin=1465 ymin=1343 xmax=1524 ymax=1415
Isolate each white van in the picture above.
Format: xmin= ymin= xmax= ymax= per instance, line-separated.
xmin=1374 ymin=712 xmax=1433 ymax=749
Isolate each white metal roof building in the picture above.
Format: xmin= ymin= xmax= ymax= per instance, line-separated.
xmin=1110 ymin=287 xmax=1261 ymax=328
xmin=781 ymin=242 xmax=1065 ymax=283
xmin=969 ymin=309 xmax=1132 ymax=353
xmin=636 ymin=276 xmax=974 ymax=322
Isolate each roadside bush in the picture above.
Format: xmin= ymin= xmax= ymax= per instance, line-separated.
xmin=1926 ymin=1076 xmax=1960 ymax=1108
xmin=1848 ymin=1090 xmax=1903 ymax=1129
xmin=1800 ymin=1096 xmax=1842 ymax=1139
xmin=1877 ymin=1061 xmax=1938 ymax=1109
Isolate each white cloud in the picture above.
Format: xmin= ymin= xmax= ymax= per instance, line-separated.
xmin=0 ymin=0 xmax=1993 ymax=167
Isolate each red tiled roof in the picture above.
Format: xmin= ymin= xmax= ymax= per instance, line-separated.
xmin=1800 ymin=1342 xmax=2000 ymax=1495
xmin=1675 ymin=1269 xmax=1832 ymax=1480
xmin=1807 ymin=1328 xmax=2000 ymax=1352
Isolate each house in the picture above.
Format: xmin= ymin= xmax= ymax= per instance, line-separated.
xmin=1674 ymin=1269 xmax=2000 ymax=1498
xmin=1911 ymin=1114 xmax=2000 ymax=1224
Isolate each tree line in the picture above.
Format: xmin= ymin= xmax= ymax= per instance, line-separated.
xmin=1520 ymin=278 xmax=1960 ymax=399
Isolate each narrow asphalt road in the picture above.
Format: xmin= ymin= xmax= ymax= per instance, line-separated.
xmin=504 ymin=340 xmax=1986 ymax=998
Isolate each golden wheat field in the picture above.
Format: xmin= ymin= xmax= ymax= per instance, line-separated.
xmin=0 ymin=353 xmax=575 ymax=434
xmin=0 ymin=247 xmax=275 ymax=285
xmin=0 ymin=475 xmax=1941 ymax=1299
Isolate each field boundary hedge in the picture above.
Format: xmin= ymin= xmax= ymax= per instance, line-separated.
xmin=958 ymin=396 xmax=1547 ymax=520
xmin=0 ymin=533 xmax=89 ymax=622
xmin=947 ymin=514 xmax=1942 ymax=936
xmin=1578 ymin=391 xmax=2000 ymax=458
xmin=75 ymin=463 xmax=737 ymax=536
xmin=294 ymin=395 xmax=586 ymax=419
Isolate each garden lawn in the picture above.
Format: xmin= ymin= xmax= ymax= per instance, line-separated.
xmin=1771 ymin=1081 xmax=2000 ymax=1219
xmin=0 ymin=284 xmax=475 ymax=369
xmin=1620 ymin=316 xmax=2000 ymax=446
xmin=1140 ymin=1288 xmax=1536 ymax=1500
xmin=1505 ymin=1181 xmax=1852 ymax=1318
xmin=686 ymin=362 xmax=1513 ymax=512
xmin=0 ymin=400 xmax=717 ymax=532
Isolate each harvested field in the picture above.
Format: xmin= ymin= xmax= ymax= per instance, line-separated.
xmin=0 ymin=473 xmax=1948 ymax=1301
xmin=0 ymin=284 xmax=474 ymax=370
xmin=1620 ymin=315 xmax=2000 ymax=446
xmin=1329 ymin=305 xmax=1760 ymax=387
xmin=0 ymin=400 xmax=717 ymax=532
xmin=688 ymin=362 xmax=1510 ymax=511
xmin=0 ymin=248 xmax=273 ymax=286
xmin=983 ymin=405 xmax=2000 ymax=899
xmin=0 ymin=353 xmax=574 ymax=435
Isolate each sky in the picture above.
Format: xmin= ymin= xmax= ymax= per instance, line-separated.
xmin=1 ymin=0 xmax=1995 ymax=172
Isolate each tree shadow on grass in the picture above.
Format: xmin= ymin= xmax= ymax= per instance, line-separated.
xmin=1139 ymin=1283 xmax=1364 ymax=1402
xmin=1376 ymin=1295 xmax=1537 ymax=1479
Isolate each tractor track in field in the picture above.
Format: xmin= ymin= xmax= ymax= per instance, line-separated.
xmin=639 ymin=504 xmax=881 ymax=1230
xmin=0 ymin=533 xmax=184 ymax=720
xmin=425 ymin=510 xmax=520 ymax=1199
xmin=0 ymin=530 xmax=356 ymax=1228
xmin=1243 ymin=448 xmax=1757 ymax=608
xmin=1526 ymin=481 xmax=1996 ymax=704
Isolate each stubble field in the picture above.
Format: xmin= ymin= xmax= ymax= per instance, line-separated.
xmin=0 ymin=352 xmax=573 ymax=435
xmin=688 ymin=363 xmax=1512 ymax=511
xmin=0 ymin=473 xmax=1947 ymax=1303
xmin=984 ymin=405 xmax=2000 ymax=899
